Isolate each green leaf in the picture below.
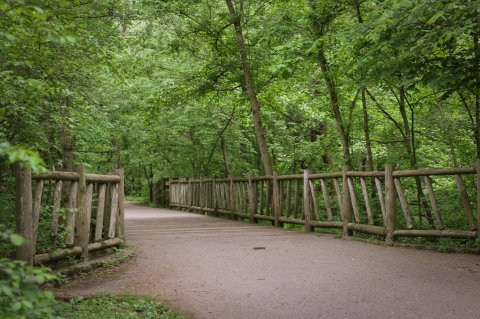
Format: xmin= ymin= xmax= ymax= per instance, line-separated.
xmin=9 ymin=234 xmax=25 ymax=247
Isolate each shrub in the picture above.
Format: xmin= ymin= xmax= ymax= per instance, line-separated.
xmin=0 ymin=230 xmax=59 ymax=319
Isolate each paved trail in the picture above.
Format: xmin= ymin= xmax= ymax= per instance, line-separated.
xmin=64 ymin=202 xmax=480 ymax=319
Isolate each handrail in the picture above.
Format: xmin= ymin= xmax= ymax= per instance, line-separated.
xmin=169 ymin=162 xmax=480 ymax=243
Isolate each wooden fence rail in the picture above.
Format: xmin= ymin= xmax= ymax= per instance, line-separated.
xmin=15 ymin=164 xmax=125 ymax=265
xmin=170 ymin=161 xmax=480 ymax=243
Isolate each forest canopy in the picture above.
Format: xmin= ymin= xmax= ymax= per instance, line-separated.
xmin=1 ymin=0 xmax=479 ymax=196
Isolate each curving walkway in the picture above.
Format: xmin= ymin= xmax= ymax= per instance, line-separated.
xmin=63 ymin=202 xmax=480 ymax=319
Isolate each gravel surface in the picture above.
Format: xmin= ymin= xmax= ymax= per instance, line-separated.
xmin=62 ymin=202 xmax=480 ymax=319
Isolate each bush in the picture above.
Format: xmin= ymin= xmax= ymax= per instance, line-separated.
xmin=55 ymin=294 xmax=185 ymax=319
xmin=0 ymin=230 xmax=59 ymax=319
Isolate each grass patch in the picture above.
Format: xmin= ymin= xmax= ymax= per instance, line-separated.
xmin=257 ymin=220 xmax=274 ymax=226
xmin=125 ymin=196 xmax=149 ymax=205
xmin=125 ymin=196 xmax=165 ymax=208
xmin=351 ymin=232 xmax=480 ymax=254
xmin=283 ymin=223 xmax=304 ymax=231
xmin=55 ymin=294 xmax=184 ymax=319
xmin=100 ymin=246 xmax=135 ymax=269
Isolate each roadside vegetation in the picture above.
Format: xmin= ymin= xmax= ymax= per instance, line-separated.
xmin=54 ymin=294 xmax=184 ymax=319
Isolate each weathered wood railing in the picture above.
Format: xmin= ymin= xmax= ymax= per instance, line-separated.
xmin=170 ymin=162 xmax=480 ymax=242
xmin=15 ymin=164 xmax=125 ymax=265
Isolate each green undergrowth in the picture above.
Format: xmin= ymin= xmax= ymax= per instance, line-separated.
xmin=125 ymin=196 xmax=149 ymax=205
xmin=54 ymin=294 xmax=184 ymax=319
xmin=99 ymin=246 xmax=135 ymax=269
xmin=349 ymin=231 xmax=480 ymax=254
xmin=125 ymin=196 xmax=162 ymax=208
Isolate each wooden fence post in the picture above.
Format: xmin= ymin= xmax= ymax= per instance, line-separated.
xmin=168 ymin=179 xmax=173 ymax=208
xmin=229 ymin=175 xmax=237 ymax=220
xmin=200 ymin=179 xmax=205 ymax=214
xmin=248 ymin=173 xmax=257 ymax=223
xmin=303 ymin=170 xmax=313 ymax=232
xmin=477 ymin=159 xmax=480 ymax=237
xmin=272 ymin=172 xmax=281 ymax=227
xmin=212 ymin=178 xmax=218 ymax=216
xmin=75 ymin=164 xmax=91 ymax=261
xmin=385 ymin=164 xmax=396 ymax=244
xmin=116 ymin=168 xmax=125 ymax=238
xmin=188 ymin=178 xmax=192 ymax=212
xmin=65 ymin=179 xmax=78 ymax=246
xmin=15 ymin=164 xmax=33 ymax=264
xmin=342 ymin=165 xmax=352 ymax=238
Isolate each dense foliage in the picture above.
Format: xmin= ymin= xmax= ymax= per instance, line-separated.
xmin=0 ymin=229 xmax=58 ymax=319
xmin=1 ymin=0 xmax=479 ymax=196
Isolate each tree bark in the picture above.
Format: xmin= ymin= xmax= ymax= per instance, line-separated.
xmin=437 ymin=97 xmax=458 ymax=166
xmin=112 ymin=137 xmax=122 ymax=168
xmin=474 ymin=9 xmax=480 ymax=157
xmin=308 ymin=0 xmax=351 ymax=166
xmin=316 ymin=49 xmax=351 ymax=166
xmin=225 ymin=0 xmax=273 ymax=175
xmin=353 ymin=1 xmax=373 ymax=171
xmin=60 ymin=100 xmax=74 ymax=172
xmin=220 ymin=133 xmax=229 ymax=177
xmin=143 ymin=163 xmax=154 ymax=202
xmin=353 ymin=0 xmax=364 ymax=24
xmin=398 ymin=86 xmax=432 ymax=225
xmin=361 ymin=89 xmax=374 ymax=171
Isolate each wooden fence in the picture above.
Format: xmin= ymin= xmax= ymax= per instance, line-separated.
xmin=15 ymin=164 xmax=125 ymax=265
xmin=170 ymin=162 xmax=480 ymax=242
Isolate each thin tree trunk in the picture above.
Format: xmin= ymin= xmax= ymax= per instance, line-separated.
xmin=353 ymin=1 xmax=373 ymax=171
xmin=143 ymin=163 xmax=154 ymax=202
xmin=474 ymin=9 xmax=480 ymax=157
xmin=220 ymin=133 xmax=229 ymax=177
xmin=309 ymin=0 xmax=351 ymax=166
xmin=361 ymin=89 xmax=373 ymax=171
xmin=112 ymin=137 xmax=122 ymax=168
xmin=353 ymin=0 xmax=364 ymax=24
xmin=225 ymin=0 xmax=273 ymax=175
xmin=399 ymin=87 xmax=414 ymax=162
xmin=316 ymin=49 xmax=351 ymax=166
xmin=57 ymin=102 xmax=72 ymax=171
xmin=398 ymin=86 xmax=432 ymax=225
xmin=437 ymin=97 xmax=459 ymax=166
xmin=203 ymin=106 xmax=235 ymax=176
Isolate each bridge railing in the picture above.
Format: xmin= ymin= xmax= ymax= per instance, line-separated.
xmin=170 ymin=161 xmax=480 ymax=242
xmin=15 ymin=164 xmax=125 ymax=265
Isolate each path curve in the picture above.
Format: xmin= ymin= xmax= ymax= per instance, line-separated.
xmin=64 ymin=202 xmax=480 ymax=319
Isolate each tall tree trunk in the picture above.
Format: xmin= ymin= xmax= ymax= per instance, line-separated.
xmin=353 ymin=1 xmax=373 ymax=170
xmin=353 ymin=0 xmax=364 ymax=24
xmin=112 ymin=137 xmax=122 ymax=168
xmin=361 ymin=89 xmax=373 ymax=171
xmin=225 ymin=0 xmax=273 ymax=175
xmin=203 ymin=107 xmax=235 ymax=176
xmin=60 ymin=100 xmax=73 ymax=172
xmin=399 ymin=87 xmax=414 ymax=164
xmin=437 ymin=98 xmax=458 ymax=166
xmin=398 ymin=86 xmax=432 ymax=225
xmin=220 ymin=133 xmax=229 ymax=177
xmin=316 ymin=50 xmax=351 ymax=166
xmin=474 ymin=9 xmax=480 ymax=157
xmin=143 ymin=163 xmax=154 ymax=203
xmin=309 ymin=0 xmax=351 ymax=166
